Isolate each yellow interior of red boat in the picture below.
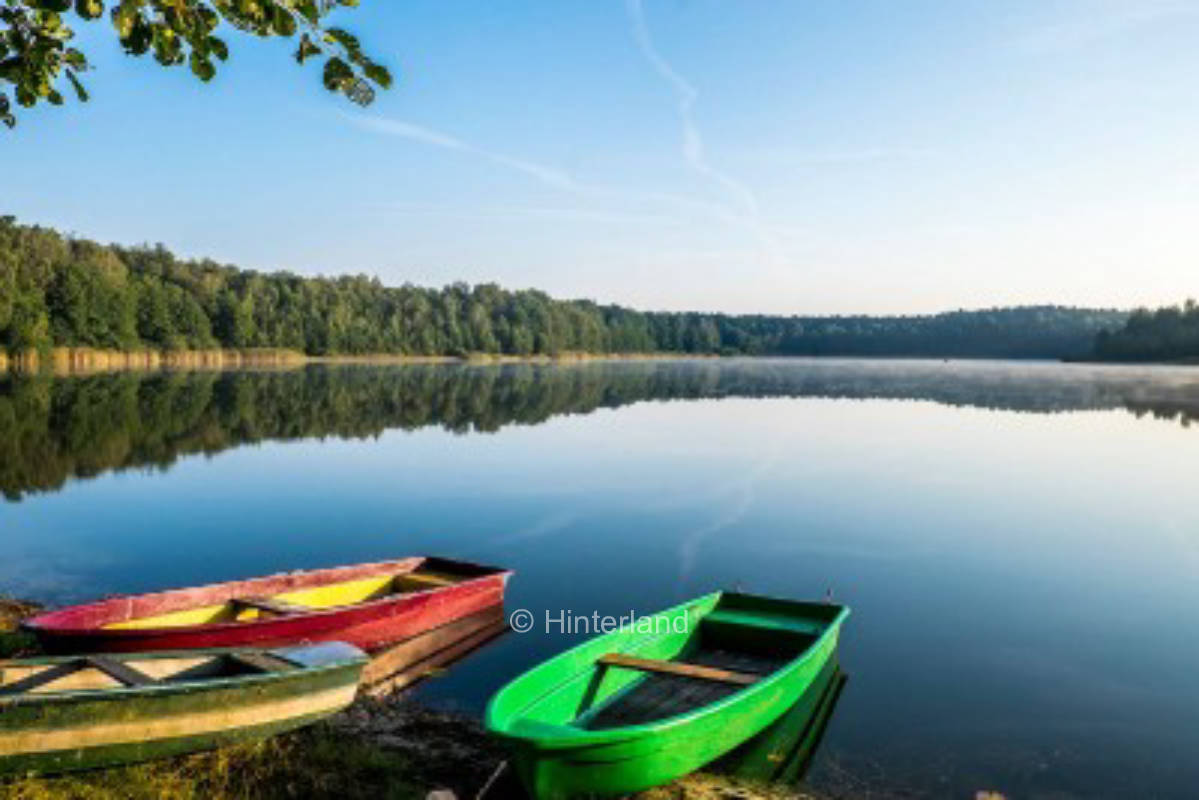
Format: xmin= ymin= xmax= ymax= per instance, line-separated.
xmin=103 ymin=568 xmax=460 ymax=630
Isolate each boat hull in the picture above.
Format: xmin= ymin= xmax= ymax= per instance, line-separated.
xmin=23 ymin=556 xmax=511 ymax=655
xmin=714 ymin=653 xmax=847 ymax=783
xmin=487 ymin=593 xmax=848 ymax=799
xmin=0 ymin=643 xmax=365 ymax=777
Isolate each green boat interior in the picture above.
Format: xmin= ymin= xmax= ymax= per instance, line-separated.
xmin=576 ymin=615 xmax=814 ymax=729
xmin=0 ymin=652 xmax=297 ymax=697
xmin=486 ymin=593 xmax=841 ymax=733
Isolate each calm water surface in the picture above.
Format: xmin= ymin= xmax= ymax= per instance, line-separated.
xmin=3 ymin=358 xmax=1198 ymax=798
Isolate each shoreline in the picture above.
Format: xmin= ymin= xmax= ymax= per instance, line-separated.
xmin=0 ymin=348 xmax=712 ymax=377
xmin=10 ymin=347 xmax=1199 ymax=377
xmin=1062 ymin=355 xmax=1199 ymax=366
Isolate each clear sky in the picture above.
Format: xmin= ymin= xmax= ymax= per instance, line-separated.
xmin=5 ymin=0 xmax=1199 ymax=314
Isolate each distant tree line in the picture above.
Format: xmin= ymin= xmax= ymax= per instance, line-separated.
xmin=0 ymin=216 xmax=1126 ymax=360
xmin=1092 ymin=300 xmax=1199 ymax=362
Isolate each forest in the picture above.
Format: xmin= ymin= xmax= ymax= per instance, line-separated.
xmin=0 ymin=216 xmax=1126 ymax=361
xmin=1092 ymin=301 xmax=1199 ymax=362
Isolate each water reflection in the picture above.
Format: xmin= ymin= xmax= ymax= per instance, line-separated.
xmin=710 ymin=655 xmax=847 ymax=788
xmin=362 ymin=607 xmax=509 ymax=698
xmin=3 ymin=358 xmax=1199 ymax=499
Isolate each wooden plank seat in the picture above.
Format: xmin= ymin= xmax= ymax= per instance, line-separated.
xmin=0 ymin=656 xmax=157 ymax=695
xmin=230 ymin=596 xmax=311 ymax=617
xmin=597 ymin=653 xmax=761 ymax=686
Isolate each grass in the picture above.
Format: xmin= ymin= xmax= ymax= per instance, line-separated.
xmin=1 ymin=728 xmax=825 ymax=800
xmin=0 ymin=597 xmax=41 ymax=658
xmin=0 ymin=727 xmax=427 ymax=800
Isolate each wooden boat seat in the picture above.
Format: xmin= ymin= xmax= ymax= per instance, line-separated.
xmin=230 ymin=596 xmax=311 ymax=616
xmin=0 ymin=656 xmax=157 ymax=695
xmin=597 ymin=653 xmax=760 ymax=686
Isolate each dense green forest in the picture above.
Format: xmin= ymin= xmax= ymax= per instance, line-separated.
xmin=0 ymin=216 xmax=1125 ymax=360
xmin=1092 ymin=301 xmax=1199 ymax=362
xmin=3 ymin=361 xmax=1197 ymax=499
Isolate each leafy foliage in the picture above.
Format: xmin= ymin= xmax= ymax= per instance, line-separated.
xmin=1093 ymin=300 xmax=1199 ymax=362
xmin=0 ymin=0 xmax=391 ymax=128
xmin=0 ymin=217 xmax=1127 ymax=360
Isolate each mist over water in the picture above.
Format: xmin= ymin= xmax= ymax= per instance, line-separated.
xmin=3 ymin=358 xmax=1198 ymax=797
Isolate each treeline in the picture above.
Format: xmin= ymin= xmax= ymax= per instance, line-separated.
xmin=1 ymin=216 xmax=1125 ymax=360
xmin=4 ymin=361 xmax=1197 ymax=499
xmin=1092 ymin=300 xmax=1199 ymax=362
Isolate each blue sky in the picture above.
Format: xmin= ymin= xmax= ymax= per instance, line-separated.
xmin=5 ymin=0 xmax=1199 ymax=314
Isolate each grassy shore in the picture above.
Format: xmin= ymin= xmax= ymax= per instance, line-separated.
xmin=0 ymin=598 xmax=40 ymax=659
xmin=0 ymin=599 xmax=822 ymax=800
xmin=0 ymin=348 xmax=711 ymax=376
xmin=0 ymin=348 xmax=307 ymax=375
xmin=0 ymin=696 xmax=824 ymax=800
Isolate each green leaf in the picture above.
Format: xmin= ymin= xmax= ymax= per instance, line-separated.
xmin=189 ymin=52 xmax=216 ymax=82
xmin=362 ymin=62 xmax=392 ymax=89
xmin=325 ymin=28 xmax=360 ymax=56
xmin=208 ymin=36 xmax=228 ymax=62
xmin=74 ymin=0 xmax=103 ymax=20
xmin=113 ymin=6 xmax=136 ymax=38
xmin=198 ymin=6 xmax=219 ymax=31
xmin=295 ymin=1 xmax=319 ymax=25
xmin=64 ymin=47 xmax=88 ymax=69
xmin=65 ymin=69 xmax=89 ymax=101
xmin=322 ymin=57 xmax=352 ymax=91
xmin=294 ymin=33 xmax=321 ymax=65
xmin=47 ymin=89 xmax=64 ymax=105
xmin=271 ymin=6 xmax=296 ymax=36
xmin=125 ymin=18 xmax=153 ymax=55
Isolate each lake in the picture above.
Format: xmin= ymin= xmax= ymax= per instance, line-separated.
xmin=3 ymin=358 xmax=1198 ymax=798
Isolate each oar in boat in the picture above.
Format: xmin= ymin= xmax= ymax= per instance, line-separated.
xmin=485 ymin=591 xmax=850 ymax=799
xmin=0 ymin=642 xmax=366 ymax=777
xmin=22 ymin=556 xmax=513 ymax=654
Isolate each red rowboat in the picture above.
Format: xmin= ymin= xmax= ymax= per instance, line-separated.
xmin=22 ymin=556 xmax=512 ymax=655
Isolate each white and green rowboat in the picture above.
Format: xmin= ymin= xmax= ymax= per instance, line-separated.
xmin=0 ymin=642 xmax=366 ymax=776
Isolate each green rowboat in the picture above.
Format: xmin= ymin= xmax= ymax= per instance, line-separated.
xmin=485 ymin=592 xmax=849 ymax=799
xmin=0 ymin=642 xmax=366 ymax=776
